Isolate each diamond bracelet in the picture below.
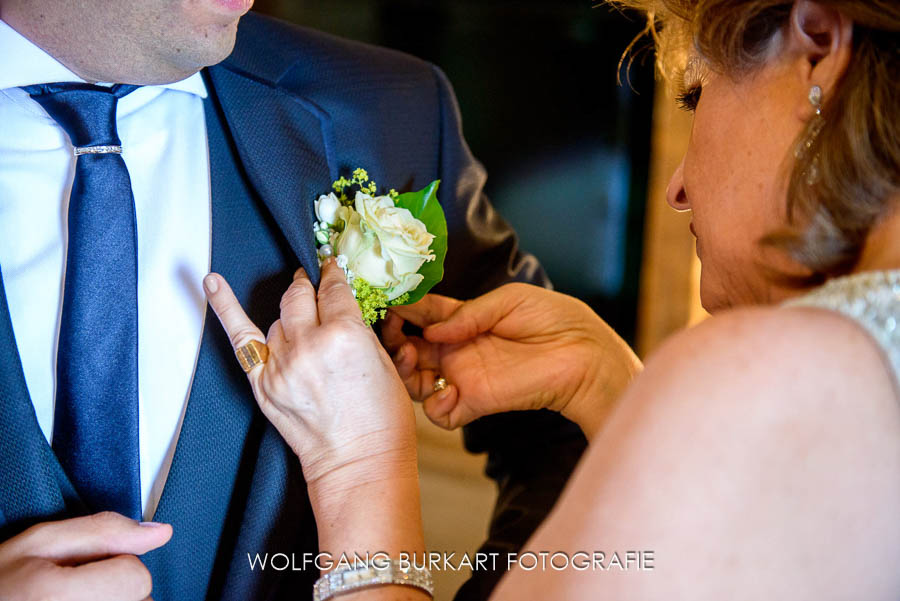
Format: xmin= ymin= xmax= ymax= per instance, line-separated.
xmin=313 ymin=559 xmax=434 ymax=601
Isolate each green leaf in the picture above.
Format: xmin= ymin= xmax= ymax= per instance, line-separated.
xmin=393 ymin=180 xmax=447 ymax=305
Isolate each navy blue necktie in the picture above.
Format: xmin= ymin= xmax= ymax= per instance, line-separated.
xmin=24 ymin=83 xmax=142 ymax=519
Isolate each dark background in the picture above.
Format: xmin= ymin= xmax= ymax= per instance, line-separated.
xmin=252 ymin=0 xmax=655 ymax=342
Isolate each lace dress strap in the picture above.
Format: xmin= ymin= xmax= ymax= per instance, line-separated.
xmin=784 ymin=270 xmax=900 ymax=393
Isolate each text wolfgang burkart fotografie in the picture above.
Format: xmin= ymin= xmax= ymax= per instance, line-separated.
xmin=247 ymin=550 xmax=655 ymax=573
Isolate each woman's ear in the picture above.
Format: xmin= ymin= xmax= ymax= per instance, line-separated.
xmin=789 ymin=0 xmax=853 ymax=98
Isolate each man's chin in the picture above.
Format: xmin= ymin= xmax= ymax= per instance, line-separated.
xmin=196 ymin=22 xmax=241 ymax=66
xmin=153 ymin=24 xmax=239 ymax=83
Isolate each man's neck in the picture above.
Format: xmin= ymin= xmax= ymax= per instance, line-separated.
xmin=0 ymin=6 xmax=108 ymax=82
xmin=0 ymin=2 xmax=204 ymax=85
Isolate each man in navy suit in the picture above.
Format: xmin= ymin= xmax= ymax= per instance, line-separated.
xmin=0 ymin=0 xmax=586 ymax=599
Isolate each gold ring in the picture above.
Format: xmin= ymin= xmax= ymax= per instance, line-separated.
xmin=433 ymin=376 xmax=449 ymax=393
xmin=236 ymin=340 xmax=269 ymax=373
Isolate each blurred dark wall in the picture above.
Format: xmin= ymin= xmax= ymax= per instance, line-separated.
xmin=251 ymin=0 xmax=654 ymax=342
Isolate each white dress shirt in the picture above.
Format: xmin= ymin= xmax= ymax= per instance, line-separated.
xmin=0 ymin=19 xmax=212 ymax=520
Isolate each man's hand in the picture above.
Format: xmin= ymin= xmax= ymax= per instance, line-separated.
xmin=0 ymin=512 xmax=172 ymax=601
xmin=384 ymin=283 xmax=642 ymax=437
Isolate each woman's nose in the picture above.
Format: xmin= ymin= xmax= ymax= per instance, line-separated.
xmin=666 ymin=159 xmax=691 ymax=212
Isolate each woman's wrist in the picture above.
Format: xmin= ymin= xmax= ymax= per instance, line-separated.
xmin=306 ymin=448 xmax=419 ymax=517
xmin=561 ymin=335 xmax=642 ymax=439
xmin=306 ymin=448 xmax=425 ymax=569
xmin=290 ymin=394 xmax=420 ymax=489
xmin=310 ymin=469 xmax=431 ymax=601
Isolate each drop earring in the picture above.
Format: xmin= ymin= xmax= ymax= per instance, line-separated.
xmin=795 ymin=85 xmax=825 ymax=184
xmin=808 ymin=84 xmax=822 ymax=115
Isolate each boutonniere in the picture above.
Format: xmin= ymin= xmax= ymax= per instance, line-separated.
xmin=313 ymin=169 xmax=448 ymax=326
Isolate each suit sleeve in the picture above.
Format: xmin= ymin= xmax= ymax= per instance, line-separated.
xmin=427 ymin=65 xmax=589 ymax=601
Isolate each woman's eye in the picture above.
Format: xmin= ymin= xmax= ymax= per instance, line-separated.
xmin=676 ymin=85 xmax=702 ymax=112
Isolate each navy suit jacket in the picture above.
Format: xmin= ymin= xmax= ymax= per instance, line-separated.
xmin=0 ymin=13 xmax=586 ymax=600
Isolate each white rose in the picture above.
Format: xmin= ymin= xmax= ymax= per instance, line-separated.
xmin=315 ymin=193 xmax=342 ymax=226
xmin=355 ymin=192 xmax=436 ymax=272
xmin=333 ymin=192 xmax=436 ymax=301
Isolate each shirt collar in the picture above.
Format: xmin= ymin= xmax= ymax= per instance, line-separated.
xmin=0 ymin=18 xmax=207 ymax=98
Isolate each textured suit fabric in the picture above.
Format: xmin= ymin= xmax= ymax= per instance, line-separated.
xmin=140 ymin=88 xmax=311 ymax=600
xmin=0 ymin=266 xmax=85 ymax=536
xmin=0 ymin=12 xmax=587 ymax=600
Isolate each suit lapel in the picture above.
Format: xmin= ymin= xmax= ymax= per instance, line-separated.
xmin=204 ymin=62 xmax=335 ymax=285
xmin=0 ymin=267 xmax=83 ymax=537
xmin=142 ymin=66 xmax=332 ymax=600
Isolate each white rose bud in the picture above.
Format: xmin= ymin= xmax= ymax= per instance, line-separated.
xmin=315 ymin=193 xmax=341 ymax=226
xmin=333 ymin=192 xmax=436 ymax=301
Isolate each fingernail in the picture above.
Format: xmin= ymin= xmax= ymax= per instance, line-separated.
xmin=139 ymin=521 xmax=166 ymax=528
xmin=395 ymin=345 xmax=407 ymax=362
xmin=436 ymin=386 xmax=453 ymax=402
xmin=203 ymin=274 xmax=218 ymax=294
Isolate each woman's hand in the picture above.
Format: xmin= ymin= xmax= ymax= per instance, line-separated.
xmin=384 ymin=283 xmax=642 ymax=438
xmin=203 ymin=259 xmax=417 ymax=493
xmin=205 ymin=259 xmax=427 ymax=593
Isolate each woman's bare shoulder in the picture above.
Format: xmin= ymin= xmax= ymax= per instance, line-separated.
xmin=644 ymin=304 xmax=898 ymax=412
xmin=493 ymin=306 xmax=900 ymax=600
xmin=620 ymin=305 xmax=900 ymax=507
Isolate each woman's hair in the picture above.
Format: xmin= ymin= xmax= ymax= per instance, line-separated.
xmin=616 ymin=0 xmax=900 ymax=281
